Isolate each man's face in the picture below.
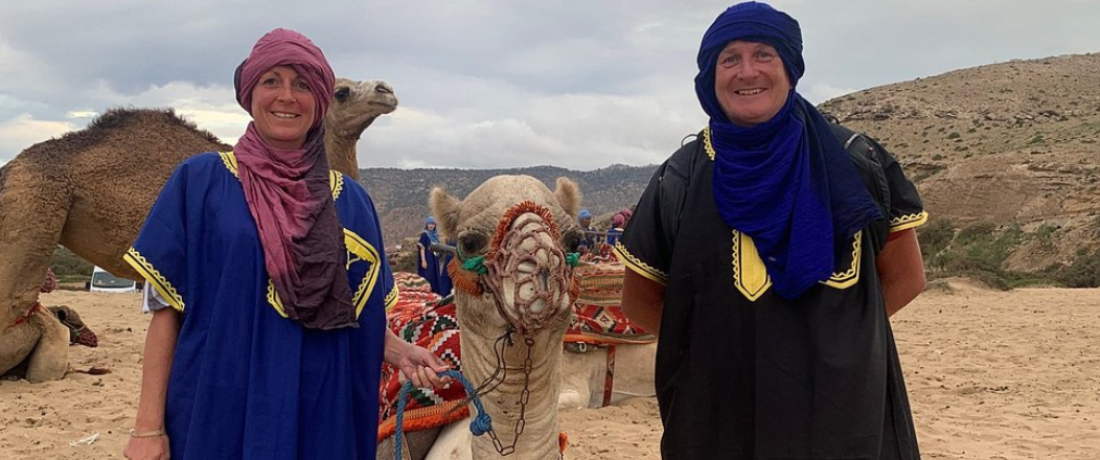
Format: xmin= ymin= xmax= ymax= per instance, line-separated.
xmin=713 ymin=40 xmax=791 ymax=127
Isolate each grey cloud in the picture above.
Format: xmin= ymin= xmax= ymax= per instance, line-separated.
xmin=2 ymin=0 xmax=1099 ymax=168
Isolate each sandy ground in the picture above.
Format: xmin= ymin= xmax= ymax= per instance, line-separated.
xmin=2 ymin=280 xmax=1099 ymax=459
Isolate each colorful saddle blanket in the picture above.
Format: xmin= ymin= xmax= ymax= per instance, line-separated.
xmin=378 ymin=265 xmax=654 ymax=443
xmin=566 ymin=263 xmax=656 ymax=345
xmin=378 ymin=276 xmax=466 ymax=443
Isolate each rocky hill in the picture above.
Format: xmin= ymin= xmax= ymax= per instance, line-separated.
xmin=820 ymin=52 xmax=1100 ymax=286
xmin=358 ymin=164 xmax=655 ymax=249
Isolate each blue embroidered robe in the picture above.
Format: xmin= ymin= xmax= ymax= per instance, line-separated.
xmin=125 ymin=152 xmax=396 ymax=460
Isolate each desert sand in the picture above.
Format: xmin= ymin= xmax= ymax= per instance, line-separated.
xmin=2 ymin=280 xmax=1099 ymax=459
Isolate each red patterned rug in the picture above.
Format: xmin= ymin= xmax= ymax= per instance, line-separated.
xmin=378 ymin=267 xmax=653 ymax=445
xmin=378 ymin=275 xmax=466 ymax=443
xmin=566 ymin=263 xmax=656 ymax=345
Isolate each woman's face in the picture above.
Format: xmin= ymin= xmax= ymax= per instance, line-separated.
xmin=713 ymin=40 xmax=791 ymax=127
xmin=427 ymin=223 xmax=437 ymax=231
xmin=250 ymin=65 xmax=317 ymax=149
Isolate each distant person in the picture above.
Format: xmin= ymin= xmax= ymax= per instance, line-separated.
xmin=618 ymin=207 xmax=633 ymax=227
xmin=41 ymin=268 xmax=58 ymax=294
xmin=605 ymin=213 xmax=625 ymax=247
xmin=123 ymin=28 xmax=448 ymax=460
xmin=437 ymin=236 xmax=456 ymax=297
xmin=617 ymin=3 xmax=928 ymax=459
xmin=418 ymin=216 xmax=445 ymax=295
xmin=577 ymin=209 xmax=599 ymax=253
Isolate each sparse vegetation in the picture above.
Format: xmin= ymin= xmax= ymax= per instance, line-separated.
xmin=919 ymin=221 xmax=1057 ymax=290
xmin=51 ymin=246 xmax=93 ymax=282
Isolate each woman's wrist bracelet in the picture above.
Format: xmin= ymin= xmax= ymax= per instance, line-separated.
xmin=129 ymin=428 xmax=166 ymax=438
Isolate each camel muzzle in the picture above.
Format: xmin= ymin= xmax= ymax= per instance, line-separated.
xmin=482 ymin=201 xmax=577 ymax=336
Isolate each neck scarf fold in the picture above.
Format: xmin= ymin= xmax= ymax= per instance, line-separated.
xmin=696 ymin=2 xmax=882 ymax=298
xmin=233 ymin=28 xmax=355 ymax=329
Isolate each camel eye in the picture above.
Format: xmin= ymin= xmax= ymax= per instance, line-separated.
xmin=335 ymin=87 xmax=350 ymax=102
xmin=458 ymin=231 xmax=488 ymax=257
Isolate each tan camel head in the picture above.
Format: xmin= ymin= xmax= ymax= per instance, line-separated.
xmin=45 ymin=305 xmax=97 ymax=348
xmin=325 ymin=78 xmax=398 ymax=141
xmin=430 ymin=176 xmax=583 ymax=337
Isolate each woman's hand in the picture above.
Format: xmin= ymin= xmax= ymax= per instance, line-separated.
xmin=384 ymin=329 xmax=453 ymax=388
xmin=421 ymin=259 xmax=428 ymax=270
xmin=123 ymin=434 xmax=170 ymax=460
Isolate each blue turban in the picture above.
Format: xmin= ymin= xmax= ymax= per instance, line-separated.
xmin=695 ymin=1 xmax=804 ymax=122
xmin=694 ymin=2 xmax=882 ymax=299
xmin=578 ymin=209 xmax=592 ymax=220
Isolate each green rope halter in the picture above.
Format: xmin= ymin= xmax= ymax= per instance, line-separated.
xmin=455 ymin=243 xmax=489 ymax=275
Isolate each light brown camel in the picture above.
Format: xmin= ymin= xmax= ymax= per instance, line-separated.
xmin=0 ymin=78 xmax=397 ymax=382
xmin=379 ymin=175 xmax=582 ymax=460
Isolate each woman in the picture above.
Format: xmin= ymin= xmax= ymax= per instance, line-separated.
xmin=123 ymin=28 xmax=448 ymax=460
xmin=617 ymin=3 xmax=927 ymax=459
xmin=417 ymin=216 xmax=444 ymax=295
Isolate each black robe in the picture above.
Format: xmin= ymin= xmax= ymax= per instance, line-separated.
xmin=616 ymin=131 xmax=927 ymax=460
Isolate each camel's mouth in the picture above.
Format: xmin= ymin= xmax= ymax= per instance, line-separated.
xmin=483 ymin=201 xmax=577 ymax=336
xmin=367 ymin=95 xmax=399 ymax=112
xmin=74 ymin=328 xmax=98 ymax=348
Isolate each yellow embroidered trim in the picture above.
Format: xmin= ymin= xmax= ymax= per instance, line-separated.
xmin=220 ymin=152 xmax=345 ymax=201
xmin=219 ymin=151 xmax=239 ymax=177
xmin=266 ymin=281 xmax=289 ymax=318
xmin=384 ymin=286 xmax=399 ymax=312
xmin=265 ymin=229 xmax=382 ymax=319
xmin=345 ymin=229 xmax=382 ymax=317
xmin=613 ymin=242 xmax=668 ymax=285
xmin=731 ymin=231 xmax=771 ymax=301
xmin=703 ymin=126 xmax=716 ymax=161
xmin=124 ymin=248 xmax=185 ymax=312
xmin=822 ymin=231 xmax=862 ymax=289
xmin=890 ymin=211 xmax=929 ymax=232
xmin=330 ymin=171 xmax=345 ymax=201
xmin=731 ymin=230 xmax=864 ymax=299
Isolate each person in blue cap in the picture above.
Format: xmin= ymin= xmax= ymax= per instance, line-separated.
xmin=616 ymin=2 xmax=928 ymax=459
xmin=576 ymin=209 xmax=599 ymax=253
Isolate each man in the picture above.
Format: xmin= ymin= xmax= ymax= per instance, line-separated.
xmin=616 ymin=2 xmax=928 ymax=459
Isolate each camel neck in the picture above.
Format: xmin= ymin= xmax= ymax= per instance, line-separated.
xmin=460 ymin=327 xmax=564 ymax=460
xmin=323 ymin=135 xmax=359 ymax=180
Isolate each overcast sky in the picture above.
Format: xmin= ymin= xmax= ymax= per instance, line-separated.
xmin=1 ymin=0 xmax=1097 ymax=170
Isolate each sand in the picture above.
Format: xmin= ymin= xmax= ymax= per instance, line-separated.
xmin=2 ymin=280 xmax=1099 ymax=459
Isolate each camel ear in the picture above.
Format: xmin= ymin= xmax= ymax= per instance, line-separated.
xmin=553 ymin=177 xmax=581 ymax=221
xmin=429 ymin=186 xmax=462 ymax=239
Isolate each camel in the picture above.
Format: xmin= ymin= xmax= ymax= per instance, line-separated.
xmin=0 ymin=78 xmax=397 ymax=381
xmin=558 ymin=341 xmax=656 ymax=409
xmin=379 ymin=175 xmax=582 ymax=460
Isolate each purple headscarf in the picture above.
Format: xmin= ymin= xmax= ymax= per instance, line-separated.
xmin=233 ymin=28 xmax=355 ymax=329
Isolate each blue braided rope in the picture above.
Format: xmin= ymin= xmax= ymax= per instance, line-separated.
xmin=394 ymin=370 xmax=492 ymax=460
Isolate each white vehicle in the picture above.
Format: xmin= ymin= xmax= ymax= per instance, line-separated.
xmin=87 ymin=266 xmax=140 ymax=293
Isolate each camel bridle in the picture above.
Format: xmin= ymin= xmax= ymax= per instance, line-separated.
xmin=447 ymin=200 xmax=577 ymax=458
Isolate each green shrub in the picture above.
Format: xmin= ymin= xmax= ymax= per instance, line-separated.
xmin=50 ymin=246 xmax=93 ymax=282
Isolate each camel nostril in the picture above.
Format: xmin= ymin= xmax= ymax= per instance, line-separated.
xmin=375 ymin=83 xmax=393 ymax=94
xmin=518 ymin=261 xmax=538 ymax=275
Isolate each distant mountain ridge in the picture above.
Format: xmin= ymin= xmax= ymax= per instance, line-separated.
xmin=358 ymin=164 xmax=657 ymax=249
